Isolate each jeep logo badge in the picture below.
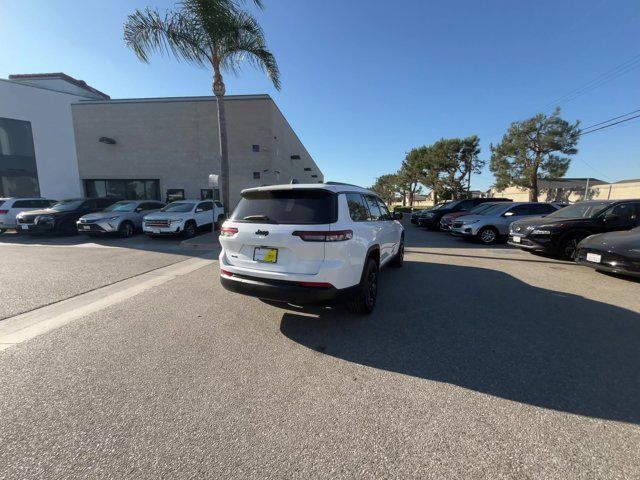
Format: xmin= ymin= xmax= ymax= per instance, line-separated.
xmin=255 ymin=230 xmax=269 ymax=236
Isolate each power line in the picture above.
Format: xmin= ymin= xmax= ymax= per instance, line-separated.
xmin=581 ymin=108 xmax=640 ymax=130
xmin=581 ymin=113 xmax=640 ymax=135
xmin=544 ymin=53 xmax=640 ymax=109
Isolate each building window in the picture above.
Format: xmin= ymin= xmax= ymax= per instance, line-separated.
xmin=253 ymin=171 xmax=261 ymax=179
xmin=252 ymin=144 xmax=260 ymax=152
xmin=166 ymin=189 xmax=185 ymax=203
xmin=0 ymin=117 xmax=39 ymax=197
xmin=84 ymin=179 xmax=160 ymax=200
xmin=201 ymin=189 xmax=213 ymax=200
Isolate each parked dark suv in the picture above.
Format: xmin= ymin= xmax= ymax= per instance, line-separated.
xmin=508 ymin=199 xmax=640 ymax=259
xmin=417 ymin=197 xmax=512 ymax=229
xmin=15 ymin=197 xmax=122 ymax=235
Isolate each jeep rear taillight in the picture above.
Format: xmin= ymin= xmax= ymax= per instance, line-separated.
xmin=292 ymin=230 xmax=353 ymax=242
xmin=220 ymin=227 xmax=238 ymax=237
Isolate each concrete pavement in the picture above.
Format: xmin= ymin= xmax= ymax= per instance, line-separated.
xmin=0 ymin=225 xmax=639 ymax=479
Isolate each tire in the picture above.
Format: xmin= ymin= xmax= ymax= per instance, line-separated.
xmin=390 ymin=237 xmax=404 ymax=268
xmin=478 ymin=226 xmax=499 ymax=245
xmin=118 ymin=221 xmax=134 ymax=238
xmin=347 ymin=257 xmax=379 ymax=314
xmin=183 ymin=221 xmax=196 ymax=238
xmin=558 ymin=233 xmax=584 ymax=260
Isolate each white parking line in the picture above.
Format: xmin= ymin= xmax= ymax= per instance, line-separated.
xmin=0 ymin=257 xmax=214 ymax=352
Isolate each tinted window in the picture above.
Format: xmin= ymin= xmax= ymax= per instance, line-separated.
xmin=97 ymin=198 xmax=118 ymax=209
xmin=12 ymin=200 xmax=32 ymax=208
xmin=161 ymin=202 xmax=195 ymax=213
xmin=104 ymin=201 xmax=137 ymax=212
xmin=607 ymin=203 xmax=640 ymax=226
xmin=530 ymin=203 xmax=557 ymax=215
xmin=214 ymin=201 xmax=223 ymax=208
xmin=377 ymin=199 xmax=392 ymax=220
xmin=457 ymin=200 xmax=476 ymax=211
xmin=363 ymin=195 xmax=383 ymax=220
xmin=346 ymin=193 xmax=370 ymax=221
xmin=231 ymin=189 xmax=337 ymax=224
xmin=506 ymin=204 xmax=531 ymax=216
xmin=50 ymin=200 xmax=84 ymax=212
xmin=82 ymin=200 xmax=99 ymax=210
xmin=197 ymin=202 xmax=213 ymax=211
xmin=547 ymin=202 xmax=611 ymax=219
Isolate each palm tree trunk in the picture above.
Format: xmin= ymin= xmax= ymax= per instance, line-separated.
xmin=213 ymin=69 xmax=230 ymax=214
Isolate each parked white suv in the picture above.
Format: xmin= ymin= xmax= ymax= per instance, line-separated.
xmin=218 ymin=183 xmax=405 ymax=313
xmin=0 ymin=197 xmax=57 ymax=233
xmin=143 ymin=199 xmax=224 ymax=238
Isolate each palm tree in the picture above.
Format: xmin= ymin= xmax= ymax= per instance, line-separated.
xmin=124 ymin=0 xmax=281 ymax=211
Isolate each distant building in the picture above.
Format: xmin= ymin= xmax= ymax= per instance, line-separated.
xmin=487 ymin=177 xmax=640 ymax=202
xmin=0 ymin=73 xmax=108 ymax=199
xmin=1 ymin=72 xmax=322 ymax=207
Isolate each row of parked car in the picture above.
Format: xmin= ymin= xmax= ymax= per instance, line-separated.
xmin=411 ymin=197 xmax=640 ymax=279
xmin=0 ymin=197 xmax=225 ymax=239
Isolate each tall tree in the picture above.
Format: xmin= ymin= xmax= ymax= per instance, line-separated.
xmin=124 ymin=0 xmax=280 ymax=211
xmin=370 ymin=174 xmax=400 ymax=206
xmin=427 ymin=136 xmax=484 ymax=200
xmin=490 ymin=108 xmax=580 ymax=201
xmin=401 ymin=148 xmax=427 ymax=206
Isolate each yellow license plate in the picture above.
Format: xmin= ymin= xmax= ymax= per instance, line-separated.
xmin=254 ymin=247 xmax=278 ymax=263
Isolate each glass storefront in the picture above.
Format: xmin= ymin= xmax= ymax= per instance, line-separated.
xmin=0 ymin=117 xmax=40 ymax=197
xmin=84 ymin=179 xmax=160 ymax=200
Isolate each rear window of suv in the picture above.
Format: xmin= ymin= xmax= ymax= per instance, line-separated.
xmin=231 ymin=189 xmax=337 ymax=224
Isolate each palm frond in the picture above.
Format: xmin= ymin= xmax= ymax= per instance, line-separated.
xmin=124 ymin=8 xmax=209 ymax=67
xmin=218 ymin=11 xmax=281 ymax=90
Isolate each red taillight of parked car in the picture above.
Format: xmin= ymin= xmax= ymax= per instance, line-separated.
xmin=292 ymin=230 xmax=353 ymax=242
xmin=220 ymin=227 xmax=239 ymax=237
xmin=0 ymin=210 xmax=8 ymax=215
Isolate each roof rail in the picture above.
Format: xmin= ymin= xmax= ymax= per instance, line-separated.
xmin=324 ymin=181 xmax=367 ymax=189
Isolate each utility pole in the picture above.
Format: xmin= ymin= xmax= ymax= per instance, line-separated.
xmin=584 ymin=177 xmax=590 ymax=201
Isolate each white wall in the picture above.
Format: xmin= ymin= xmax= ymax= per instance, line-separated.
xmin=0 ymin=79 xmax=83 ymax=199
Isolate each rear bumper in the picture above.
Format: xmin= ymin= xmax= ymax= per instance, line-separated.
xmin=220 ymin=273 xmax=358 ymax=304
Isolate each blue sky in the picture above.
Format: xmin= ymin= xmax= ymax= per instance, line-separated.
xmin=1 ymin=0 xmax=639 ymax=190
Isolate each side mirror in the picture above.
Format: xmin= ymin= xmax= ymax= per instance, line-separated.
xmin=393 ymin=212 xmax=403 ymax=220
xmin=603 ymin=213 xmax=620 ymax=223
xmin=195 ymin=208 xmax=204 ymax=213
xmin=135 ymin=207 xmax=143 ymax=213
xmin=503 ymin=211 xmax=514 ymax=217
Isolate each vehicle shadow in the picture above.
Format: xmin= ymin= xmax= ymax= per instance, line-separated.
xmin=280 ymin=260 xmax=640 ymax=424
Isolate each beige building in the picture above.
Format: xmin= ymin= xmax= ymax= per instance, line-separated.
xmin=488 ymin=178 xmax=640 ymax=203
xmin=72 ymin=94 xmax=322 ymax=208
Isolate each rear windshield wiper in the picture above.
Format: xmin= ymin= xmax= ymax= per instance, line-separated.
xmin=242 ymin=215 xmax=277 ymax=223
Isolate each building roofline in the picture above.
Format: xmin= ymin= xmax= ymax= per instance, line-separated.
xmin=73 ymin=94 xmax=272 ymax=106
xmin=8 ymin=73 xmax=110 ymax=99
xmin=0 ymin=77 xmax=101 ymax=100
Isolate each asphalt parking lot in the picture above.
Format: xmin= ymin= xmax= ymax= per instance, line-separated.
xmin=1 ymin=223 xmax=639 ymax=479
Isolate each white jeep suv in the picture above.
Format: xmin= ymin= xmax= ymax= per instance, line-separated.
xmin=219 ymin=183 xmax=405 ymax=313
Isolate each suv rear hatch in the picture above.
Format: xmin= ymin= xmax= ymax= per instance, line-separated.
xmin=220 ymin=188 xmax=337 ymax=275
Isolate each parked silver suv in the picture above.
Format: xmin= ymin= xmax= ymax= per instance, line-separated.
xmin=450 ymin=202 xmax=562 ymax=244
xmin=77 ymin=200 xmax=165 ymax=237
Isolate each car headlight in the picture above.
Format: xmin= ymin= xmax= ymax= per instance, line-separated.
xmin=35 ymin=215 xmax=54 ymax=224
xmin=531 ymin=229 xmax=552 ymax=235
xmin=169 ymin=218 xmax=184 ymax=224
xmin=105 ymin=216 xmax=120 ymax=221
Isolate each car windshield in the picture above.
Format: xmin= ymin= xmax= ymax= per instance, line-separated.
xmin=103 ymin=201 xmax=137 ymax=213
xmin=469 ymin=203 xmax=498 ymax=214
xmin=50 ymin=200 xmax=84 ymax=212
xmin=161 ymin=202 xmax=195 ymax=213
xmin=231 ymin=189 xmax=336 ymax=224
xmin=546 ymin=202 xmax=612 ymax=219
xmin=478 ymin=204 xmax=508 ymax=216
